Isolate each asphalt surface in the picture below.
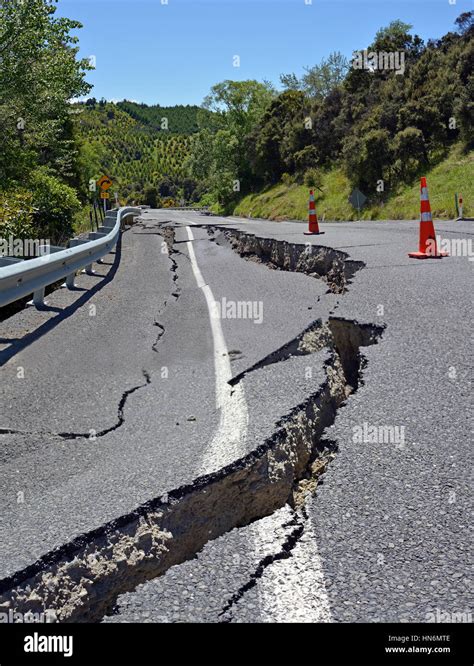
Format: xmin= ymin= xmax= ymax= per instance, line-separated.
xmin=1 ymin=210 xmax=472 ymax=623
xmin=0 ymin=213 xmax=333 ymax=576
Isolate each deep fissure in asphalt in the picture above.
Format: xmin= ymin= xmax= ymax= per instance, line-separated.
xmin=203 ymin=225 xmax=365 ymax=294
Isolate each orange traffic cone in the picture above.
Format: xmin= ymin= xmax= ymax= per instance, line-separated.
xmin=408 ymin=177 xmax=448 ymax=259
xmin=304 ymin=190 xmax=324 ymax=235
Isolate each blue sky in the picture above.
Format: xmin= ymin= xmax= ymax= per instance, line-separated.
xmin=57 ymin=0 xmax=470 ymax=106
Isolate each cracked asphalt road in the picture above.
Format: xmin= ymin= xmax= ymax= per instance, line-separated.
xmin=0 ymin=212 xmax=335 ymax=578
xmin=1 ymin=210 xmax=471 ymax=624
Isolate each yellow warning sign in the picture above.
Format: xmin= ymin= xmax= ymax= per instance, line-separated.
xmin=97 ymin=175 xmax=113 ymax=191
xmin=100 ymin=191 xmax=110 ymax=199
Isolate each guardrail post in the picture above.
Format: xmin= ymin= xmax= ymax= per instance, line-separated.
xmin=65 ymin=273 xmax=76 ymax=289
xmin=32 ymin=287 xmax=45 ymax=308
xmin=85 ymin=264 xmax=94 ymax=276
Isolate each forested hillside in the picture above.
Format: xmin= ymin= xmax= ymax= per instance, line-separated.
xmin=74 ymin=100 xmax=199 ymax=206
xmin=116 ymin=101 xmax=208 ymax=134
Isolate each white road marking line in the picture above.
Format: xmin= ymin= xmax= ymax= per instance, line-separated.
xmin=185 ymin=226 xmax=249 ymax=474
xmin=255 ymin=517 xmax=332 ymax=622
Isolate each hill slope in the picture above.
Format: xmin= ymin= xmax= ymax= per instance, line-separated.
xmin=117 ymin=101 xmax=203 ymax=134
xmin=234 ymin=145 xmax=473 ymax=221
xmin=74 ymin=101 xmax=193 ymax=203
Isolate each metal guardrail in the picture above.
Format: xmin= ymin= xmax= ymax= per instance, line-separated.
xmin=0 ymin=206 xmax=140 ymax=309
xmin=172 ymin=206 xmax=210 ymax=211
xmin=137 ymin=205 xmax=214 ymax=215
xmin=138 ymin=205 xmax=210 ymax=212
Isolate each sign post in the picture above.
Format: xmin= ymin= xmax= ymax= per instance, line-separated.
xmin=349 ymin=188 xmax=367 ymax=220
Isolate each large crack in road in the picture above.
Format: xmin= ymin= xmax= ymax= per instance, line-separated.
xmin=203 ymin=224 xmax=365 ymax=294
xmin=0 ymin=218 xmax=385 ymax=623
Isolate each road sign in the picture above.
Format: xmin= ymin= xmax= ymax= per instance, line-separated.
xmin=97 ymin=175 xmax=113 ymax=191
xmin=349 ymin=188 xmax=367 ymax=210
xmin=100 ymin=191 xmax=110 ymax=199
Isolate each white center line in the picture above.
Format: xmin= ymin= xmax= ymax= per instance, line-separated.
xmin=185 ymin=225 xmax=249 ymax=474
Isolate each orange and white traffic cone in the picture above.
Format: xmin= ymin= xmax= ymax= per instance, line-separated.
xmin=304 ymin=190 xmax=324 ymax=235
xmin=408 ymin=177 xmax=448 ymax=259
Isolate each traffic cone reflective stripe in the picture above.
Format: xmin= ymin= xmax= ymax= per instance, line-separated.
xmin=304 ymin=190 xmax=324 ymax=235
xmin=408 ymin=177 xmax=448 ymax=259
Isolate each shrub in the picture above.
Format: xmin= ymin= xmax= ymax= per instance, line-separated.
xmin=392 ymin=127 xmax=427 ymax=182
xmin=198 ymin=192 xmax=217 ymax=208
xmin=293 ymin=145 xmax=319 ymax=173
xmin=304 ymin=168 xmax=324 ymax=189
xmin=343 ymin=129 xmax=392 ymax=193
xmin=157 ymin=177 xmax=178 ymax=198
xmin=143 ymin=186 xmax=158 ymax=208
xmin=29 ymin=169 xmax=81 ymax=244
xmin=281 ymin=172 xmax=294 ymax=186
xmin=126 ymin=192 xmax=144 ymax=205
xmin=0 ymin=190 xmax=35 ymax=242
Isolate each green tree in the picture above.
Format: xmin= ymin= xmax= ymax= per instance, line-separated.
xmin=0 ymin=0 xmax=91 ymax=182
xmin=29 ymin=168 xmax=81 ymax=243
xmin=202 ymin=80 xmax=275 ymax=136
xmin=249 ymin=90 xmax=306 ymax=183
xmin=193 ymin=80 xmax=275 ymax=205
xmin=0 ymin=0 xmax=91 ymax=240
xmin=281 ymin=52 xmax=349 ymax=99
xmin=392 ymin=127 xmax=427 ymax=182
xmin=343 ymin=129 xmax=393 ymax=193
xmin=143 ymin=186 xmax=158 ymax=208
